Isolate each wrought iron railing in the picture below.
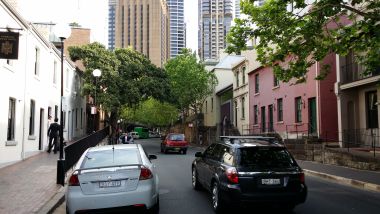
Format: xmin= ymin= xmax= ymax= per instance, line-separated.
xmin=341 ymin=63 xmax=380 ymax=84
xmin=64 ymin=126 xmax=109 ymax=172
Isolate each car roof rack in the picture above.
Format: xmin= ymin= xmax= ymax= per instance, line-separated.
xmin=219 ymin=135 xmax=280 ymax=145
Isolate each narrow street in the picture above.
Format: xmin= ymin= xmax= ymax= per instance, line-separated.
xmin=54 ymin=138 xmax=380 ymax=214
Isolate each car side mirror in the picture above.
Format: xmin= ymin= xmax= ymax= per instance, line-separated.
xmin=195 ymin=152 xmax=203 ymax=157
xmin=148 ymin=155 xmax=157 ymax=160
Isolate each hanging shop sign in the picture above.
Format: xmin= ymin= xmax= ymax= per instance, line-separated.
xmin=0 ymin=32 xmax=19 ymax=59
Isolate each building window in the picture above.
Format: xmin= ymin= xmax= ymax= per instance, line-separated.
xmin=242 ymin=67 xmax=246 ymax=84
xmin=211 ymin=97 xmax=214 ymax=112
xmin=255 ymin=74 xmax=259 ymax=93
xmin=205 ymin=101 xmax=208 ymax=113
xmin=241 ymin=97 xmax=245 ymax=119
xmin=81 ymin=108 xmax=83 ymax=129
xmin=53 ymin=60 xmax=57 ymax=84
xmin=75 ymin=108 xmax=78 ymax=129
xmin=254 ymin=105 xmax=258 ymax=124
xmin=65 ymin=69 xmax=69 ymax=89
xmin=55 ymin=105 xmax=58 ymax=119
xmin=7 ymin=98 xmax=16 ymax=141
xmin=295 ymin=97 xmax=302 ymax=123
xmin=236 ymin=71 xmax=239 ymax=87
xmin=34 ymin=48 xmax=40 ymax=76
xmin=48 ymin=106 xmax=52 ymax=119
xmin=63 ymin=111 xmax=66 ymax=128
xmin=274 ymin=73 xmax=279 ymax=87
xmin=366 ymin=91 xmax=378 ymax=128
xmin=147 ymin=4 xmax=150 ymax=58
xmin=277 ymin=98 xmax=283 ymax=122
xmin=141 ymin=4 xmax=144 ymax=53
xmin=29 ymin=100 xmax=35 ymax=135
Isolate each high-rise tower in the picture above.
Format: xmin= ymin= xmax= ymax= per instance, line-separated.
xmin=167 ymin=0 xmax=185 ymax=58
xmin=114 ymin=0 xmax=170 ymax=67
xmin=108 ymin=0 xmax=117 ymax=50
xmin=198 ymin=0 xmax=233 ymax=61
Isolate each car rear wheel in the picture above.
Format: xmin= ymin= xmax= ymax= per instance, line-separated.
xmin=149 ymin=195 xmax=159 ymax=214
xmin=182 ymin=149 xmax=187 ymax=155
xmin=212 ymin=182 xmax=225 ymax=213
xmin=192 ymin=167 xmax=201 ymax=190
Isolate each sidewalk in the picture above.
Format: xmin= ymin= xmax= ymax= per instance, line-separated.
xmin=0 ymin=152 xmax=63 ymax=214
xmin=298 ymin=160 xmax=380 ymax=192
xmin=0 ymin=143 xmax=379 ymax=214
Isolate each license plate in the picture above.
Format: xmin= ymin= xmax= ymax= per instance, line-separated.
xmin=261 ymin=178 xmax=280 ymax=185
xmin=99 ymin=180 xmax=121 ymax=188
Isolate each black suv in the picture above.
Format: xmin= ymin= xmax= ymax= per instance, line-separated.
xmin=191 ymin=136 xmax=307 ymax=213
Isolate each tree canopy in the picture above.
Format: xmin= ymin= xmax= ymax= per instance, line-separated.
xmin=227 ymin=0 xmax=380 ymax=82
xmin=164 ymin=49 xmax=218 ymax=115
xmin=68 ymin=42 xmax=171 ymax=132
xmin=121 ymin=98 xmax=179 ymax=128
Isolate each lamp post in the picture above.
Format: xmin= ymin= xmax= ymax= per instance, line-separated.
xmin=92 ymin=69 xmax=101 ymax=132
xmin=55 ymin=24 xmax=71 ymax=186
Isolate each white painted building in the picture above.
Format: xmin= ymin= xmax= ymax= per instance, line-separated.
xmin=0 ymin=0 xmax=87 ymax=167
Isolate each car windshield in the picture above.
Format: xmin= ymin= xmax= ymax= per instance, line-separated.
xmin=238 ymin=147 xmax=296 ymax=169
xmin=169 ymin=134 xmax=184 ymax=141
xmin=81 ymin=149 xmax=140 ymax=168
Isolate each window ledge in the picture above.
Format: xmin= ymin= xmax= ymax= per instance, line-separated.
xmin=254 ymin=93 xmax=260 ymax=96
xmin=5 ymin=141 xmax=17 ymax=146
xmin=272 ymin=86 xmax=280 ymax=90
xmin=28 ymin=135 xmax=36 ymax=140
xmin=277 ymin=121 xmax=284 ymax=124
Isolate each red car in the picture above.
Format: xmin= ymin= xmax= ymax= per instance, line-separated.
xmin=161 ymin=133 xmax=188 ymax=154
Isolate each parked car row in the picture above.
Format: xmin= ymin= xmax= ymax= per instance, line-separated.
xmin=65 ymin=135 xmax=307 ymax=213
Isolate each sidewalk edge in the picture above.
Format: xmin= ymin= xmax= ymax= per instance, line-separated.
xmin=37 ymin=186 xmax=65 ymax=214
xmin=304 ymin=169 xmax=380 ymax=193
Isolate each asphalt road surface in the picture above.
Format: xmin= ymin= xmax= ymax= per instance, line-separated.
xmin=54 ymin=138 xmax=380 ymax=214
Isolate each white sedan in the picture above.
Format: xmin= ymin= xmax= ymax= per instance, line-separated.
xmin=65 ymin=144 xmax=159 ymax=214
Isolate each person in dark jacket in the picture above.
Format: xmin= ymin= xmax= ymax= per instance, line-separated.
xmin=47 ymin=118 xmax=60 ymax=154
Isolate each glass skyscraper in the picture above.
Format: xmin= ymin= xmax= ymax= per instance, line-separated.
xmin=198 ymin=0 xmax=233 ymax=61
xmin=108 ymin=0 xmax=116 ymax=50
xmin=167 ymin=0 xmax=186 ymax=58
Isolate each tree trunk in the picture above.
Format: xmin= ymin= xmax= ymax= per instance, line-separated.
xmin=109 ymin=111 xmax=118 ymax=144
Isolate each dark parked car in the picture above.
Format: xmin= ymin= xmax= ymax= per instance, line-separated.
xmin=161 ymin=133 xmax=188 ymax=154
xmin=191 ymin=136 xmax=307 ymax=213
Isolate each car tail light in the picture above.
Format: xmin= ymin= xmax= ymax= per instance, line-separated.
xmin=226 ymin=167 xmax=239 ymax=184
xmin=69 ymin=172 xmax=80 ymax=186
xmin=299 ymin=172 xmax=305 ymax=183
xmin=139 ymin=166 xmax=153 ymax=180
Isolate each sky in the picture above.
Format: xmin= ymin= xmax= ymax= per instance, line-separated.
xmin=17 ymin=0 xmax=198 ymax=52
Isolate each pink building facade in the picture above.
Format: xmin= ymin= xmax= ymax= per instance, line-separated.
xmin=247 ymin=53 xmax=338 ymax=141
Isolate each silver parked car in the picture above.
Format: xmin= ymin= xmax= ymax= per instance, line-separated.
xmin=66 ymin=144 xmax=159 ymax=214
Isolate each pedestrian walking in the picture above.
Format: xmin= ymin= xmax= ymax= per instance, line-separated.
xmin=47 ymin=118 xmax=60 ymax=154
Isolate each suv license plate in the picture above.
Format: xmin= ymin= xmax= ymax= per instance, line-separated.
xmin=261 ymin=178 xmax=280 ymax=185
xmin=99 ymin=180 xmax=121 ymax=188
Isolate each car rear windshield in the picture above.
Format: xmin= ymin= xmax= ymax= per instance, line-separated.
xmin=169 ymin=134 xmax=185 ymax=141
xmin=81 ymin=149 xmax=140 ymax=168
xmin=238 ymin=147 xmax=296 ymax=169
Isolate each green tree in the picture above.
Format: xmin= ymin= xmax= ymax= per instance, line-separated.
xmin=227 ymin=0 xmax=380 ymax=82
xmin=121 ymin=98 xmax=179 ymax=128
xmin=68 ymin=42 xmax=170 ymax=137
xmin=165 ymin=49 xmax=217 ymax=142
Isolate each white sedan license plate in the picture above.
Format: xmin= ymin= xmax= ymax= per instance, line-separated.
xmin=261 ymin=178 xmax=280 ymax=185
xmin=99 ymin=180 xmax=121 ymax=188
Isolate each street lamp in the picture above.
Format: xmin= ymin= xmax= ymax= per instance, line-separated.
xmin=55 ymin=24 xmax=71 ymax=186
xmin=92 ymin=69 xmax=102 ymax=132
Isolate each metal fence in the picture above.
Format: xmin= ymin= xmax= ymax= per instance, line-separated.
xmin=342 ymin=128 xmax=380 ymax=157
xmin=64 ymin=126 xmax=110 ymax=172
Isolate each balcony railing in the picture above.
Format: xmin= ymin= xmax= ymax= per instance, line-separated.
xmin=341 ymin=63 xmax=380 ymax=84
